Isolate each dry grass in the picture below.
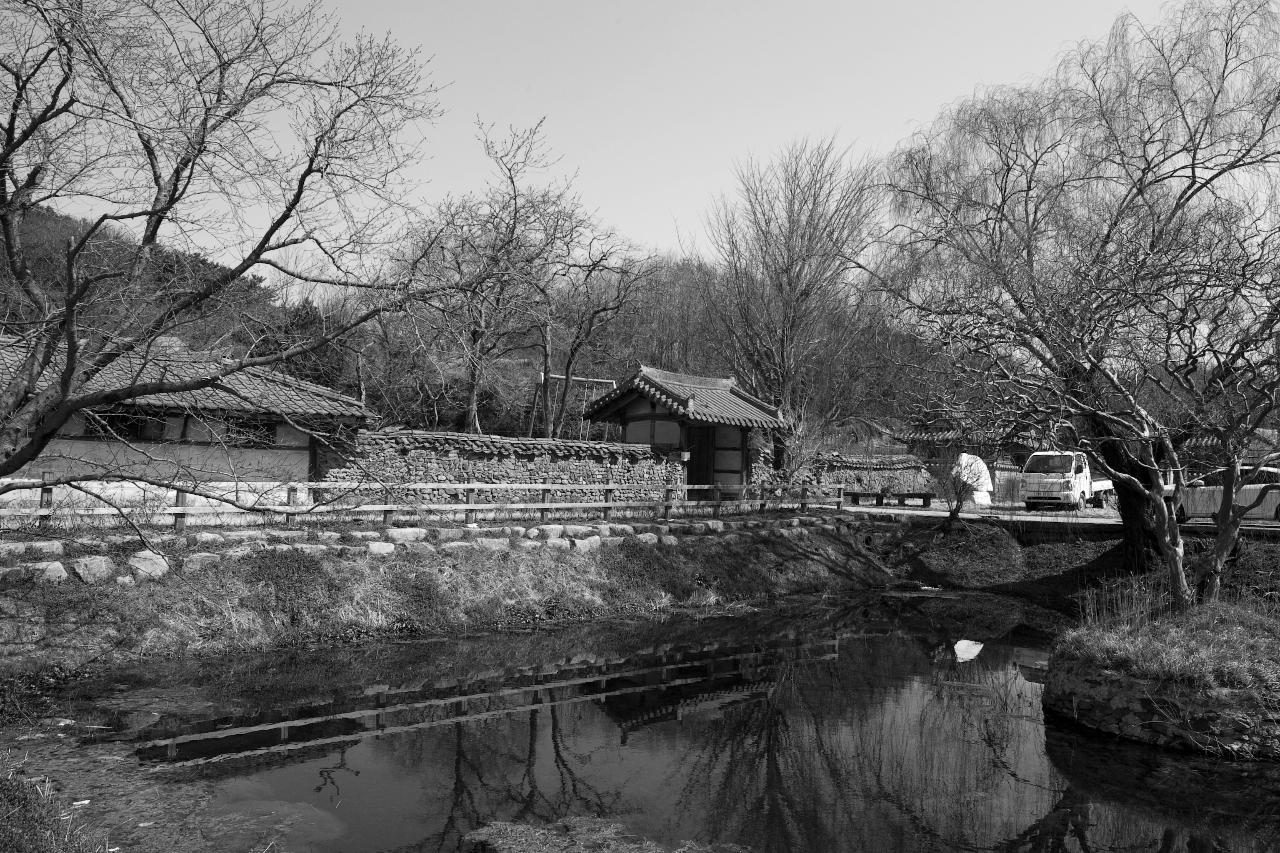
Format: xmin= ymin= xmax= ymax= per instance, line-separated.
xmin=6 ymin=534 xmax=855 ymax=663
xmin=1058 ymin=586 xmax=1280 ymax=690
xmin=1 ymin=755 xmax=106 ymax=853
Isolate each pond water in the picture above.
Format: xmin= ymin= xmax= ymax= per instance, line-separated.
xmin=52 ymin=596 xmax=1280 ymax=852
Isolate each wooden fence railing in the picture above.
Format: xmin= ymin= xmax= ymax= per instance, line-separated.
xmin=0 ymin=480 xmax=936 ymax=531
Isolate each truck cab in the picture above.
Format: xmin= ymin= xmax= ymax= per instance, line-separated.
xmin=1019 ymin=451 xmax=1112 ymax=511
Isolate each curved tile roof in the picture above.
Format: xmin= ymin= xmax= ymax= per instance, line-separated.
xmin=584 ymin=366 xmax=783 ymax=429
xmin=0 ymin=335 xmax=368 ymax=420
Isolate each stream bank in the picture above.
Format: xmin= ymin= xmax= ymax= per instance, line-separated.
xmin=4 ymin=512 xmax=1230 ymax=675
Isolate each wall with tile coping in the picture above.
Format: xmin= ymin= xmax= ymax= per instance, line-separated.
xmin=319 ymin=430 xmax=683 ymax=502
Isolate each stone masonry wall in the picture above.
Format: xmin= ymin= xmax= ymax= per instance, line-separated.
xmin=0 ymin=513 xmax=859 ymax=665
xmin=753 ymin=452 xmax=934 ymax=492
xmin=1043 ymin=656 xmax=1280 ymax=759
xmin=319 ymin=429 xmax=683 ymax=503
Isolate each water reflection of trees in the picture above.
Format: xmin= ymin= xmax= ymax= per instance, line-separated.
xmin=669 ymin=639 xmax=1245 ymax=853
xmin=350 ymin=634 xmax=1279 ymax=852
xmin=676 ymin=660 xmax=845 ymax=851
xmin=380 ymin=704 xmax=622 ymax=852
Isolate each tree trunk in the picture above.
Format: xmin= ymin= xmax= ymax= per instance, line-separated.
xmin=771 ymin=430 xmax=789 ymax=476
xmin=462 ymin=354 xmax=483 ymax=434
xmin=1096 ymin=438 xmax=1159 ymax=576
xmin=462 ymin=330 xmax=484 ymax=434
xmin=539 ymin=326 xmax=553 ymax=439
xmin=1199 ymin=515 xmax=1241 ymax=603
xmin=1150 ymin=488 xmax=1192 ymax=611
xmin=1113 ymin=485 xmax=1157 ymax=574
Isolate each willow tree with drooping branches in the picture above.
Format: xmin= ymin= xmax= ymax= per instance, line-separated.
xmin=888 ymin=0 xmax=1280 ymax=609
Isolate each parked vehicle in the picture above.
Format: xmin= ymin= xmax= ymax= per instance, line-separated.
xmin=1019 ymin=451 xmax=1113 ymax=511
xmin=1179 ymin=466 xmax=1280 ymax=523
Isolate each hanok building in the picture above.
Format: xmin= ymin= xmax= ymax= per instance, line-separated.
xmin=583 ymin=367 xmax=784 ymax=486
xmin=1 ymin=336 xmax=369 ymax=484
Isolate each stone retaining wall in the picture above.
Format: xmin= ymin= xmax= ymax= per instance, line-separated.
xmin=320 ymin=430 xmax=682 ymax=502
xmin=0 ymin=513 xmax=865 ymax=663
xmin=1043 ymin=656 xmax=1280 ymax=759
xmin=0 ymin=513 xmax=858 ymax=591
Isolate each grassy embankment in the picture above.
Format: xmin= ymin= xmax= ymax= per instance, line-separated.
xmin=0 ymin=756 xmax=104 ymax=853
xmin=0 ymin=524 xmax=884 ymax=670
xmin=1057 ymin=580 xmax=1280 ymax=691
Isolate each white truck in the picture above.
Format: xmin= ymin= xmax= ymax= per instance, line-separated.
xmin=1019 ymin=451 xmax=1114 ymax=511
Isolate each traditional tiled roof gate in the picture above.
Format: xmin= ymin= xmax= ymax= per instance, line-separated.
xmin=584 ymin=366 xmax=783 ymax=486
xmin=583 ymin=366 xmax=782 ymax=429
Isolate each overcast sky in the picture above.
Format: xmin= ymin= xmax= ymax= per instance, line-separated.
xmin=334 ymin=1 xmax=1169 ymax=255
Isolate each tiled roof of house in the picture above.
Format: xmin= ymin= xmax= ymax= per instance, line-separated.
xmin=357 ymin=428 xmax=658 ymax=461
xmin=584 ymin=366 xmax=784 ymax=429
xmin=0 ymin=336 xmax=368 ymax=420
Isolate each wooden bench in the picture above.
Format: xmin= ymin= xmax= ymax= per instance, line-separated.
xmin=842 ymin=491 xmax=935 ymax=508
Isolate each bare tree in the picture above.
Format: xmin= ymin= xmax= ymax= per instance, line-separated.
xmin=888 ymin=0 xmax=1280 ymax=609
xmin=705 ymin=137 xmax=883 ymax=476
xmin=532 ymin=239 xmax=652 ymax=439
xmin=0 ymin=0 xmax=501 ymax=485
xmin=411 ymin=125 xmax=567 ymax=433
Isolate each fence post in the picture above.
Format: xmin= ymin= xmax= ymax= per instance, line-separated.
xmin=712 ymin=484 xmax=721 ymax=519
xmin=284 ymin=485 xmax=297 ymax=527
xmin=603 ymin=472 xmax=614 ymax=522
xmin=38 ymin=473 xmax=53 ymax=529
xmin=759 ymin=483 xmax=767 ymax=514
xmin=800 ymin=486 xmax=809 ymax=513
xmin=172 ymin=489 xmax=187 ymax=534
xmin=465 ymin=485 xmax=476 ymax=524
xmin=662 ymin=485 xmax=672 ymax=522
xmin=381 ymin=485 xmax=395 ymax=527
xmin=540 ymin=476 xmax=551 ymax=523
xmin=836 ymin=483 xmax=844 ymax=508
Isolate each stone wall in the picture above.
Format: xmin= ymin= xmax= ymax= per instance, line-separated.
xmin=0 ymin=512 xmax=864 ymax=665
xmin=813 ymin=453 xmax=934 ymax=492
xmin=320 ymin=429 xmax=683 ymax=502
xmin=749 ymin=452 xmax=933 ymax=492
xmin=1043 ymin=656 xmax=1280 ymax=759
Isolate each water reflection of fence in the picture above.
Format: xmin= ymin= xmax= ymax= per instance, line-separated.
xmin=129 ymin=631 xmax=887 ymax=767
xmin=1 ymin=479 xmax=936 ymax=530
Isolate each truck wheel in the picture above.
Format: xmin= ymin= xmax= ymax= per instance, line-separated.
xmin=1075 ymin=494 xmax=1087 ymax=512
